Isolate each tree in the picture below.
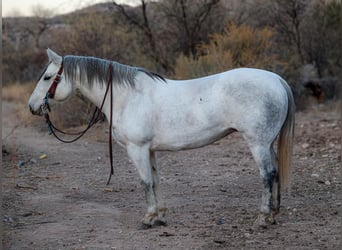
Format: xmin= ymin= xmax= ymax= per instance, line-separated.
xmin=269 ymin=0 xmax=309 ymax=64
xmin=26 ymin=5 xmax=53 ymax=51
xmin=158 ymin=0 xmax=222 ymax=57
xmin=301 ymin=0 xmax=342 ymax=78
xmin=60 ymin=12 xmax=115 ymax=57
xmin=112 ymin=0 xmax=224 ymax=73
xmin=112 ymin=0 xmax=170 ymax=71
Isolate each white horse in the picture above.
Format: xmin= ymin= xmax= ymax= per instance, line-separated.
xmin=29 ymin=49 xmax=295 ymax=228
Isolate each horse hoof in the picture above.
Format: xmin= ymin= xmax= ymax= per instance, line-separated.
xmin=158 ymin=207 xmax=168 ymax=220
xmin=141 ymin=212 xmax=166 ymax=227
xmin=254 ymin=213 xmax=276 ymax=229
xmin=142 ymin=212 xmax=158 ymax=226
xmin=154 ymin=219 xmax=167 ymax=227
xmin=140 ymin=208 xmax=168 ymax=229
xmin=139 ymin=223 xmax=152 ymax=230
xmin=272 ymin=208 xmax=280 ymax=216
xmin=140 ymin=219 xmax=167 ymax=229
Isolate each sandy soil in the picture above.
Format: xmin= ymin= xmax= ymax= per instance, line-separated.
xmin=2 ymin=101 xmax=341 ymax=249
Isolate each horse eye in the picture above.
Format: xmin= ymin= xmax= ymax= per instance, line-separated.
xmin=44 ymin=75 xmax=52 ymax=81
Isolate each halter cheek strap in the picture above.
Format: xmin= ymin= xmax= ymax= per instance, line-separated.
xmin=47 ymin=60 xmax=64 ymax=99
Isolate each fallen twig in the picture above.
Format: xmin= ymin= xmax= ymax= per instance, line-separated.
xmin=30 ymin=175 xmax=61 ymax=179
xmin=15 ymin=184 xmax=37 ymax=190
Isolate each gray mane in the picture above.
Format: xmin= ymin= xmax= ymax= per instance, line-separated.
xmin=63 ymin=55 xmax=165 ymax=87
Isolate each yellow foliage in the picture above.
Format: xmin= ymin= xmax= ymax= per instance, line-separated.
xmin=174 ymin=23 xmax=287 ymax=79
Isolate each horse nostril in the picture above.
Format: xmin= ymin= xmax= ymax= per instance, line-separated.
xmin=29 ymin=104 xmax=34 ymax=114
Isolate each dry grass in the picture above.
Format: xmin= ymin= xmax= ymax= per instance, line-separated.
xmin=2 ymin=82 xmax=36 ymax=103
xmin=2 ymin=82 xmax=94 ymax=129
xmin=2 ymin=82 xmax=38 ymax=126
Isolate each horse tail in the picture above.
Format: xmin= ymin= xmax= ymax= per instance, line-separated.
xmin=278 ymin=78 xmax=295 ymax=191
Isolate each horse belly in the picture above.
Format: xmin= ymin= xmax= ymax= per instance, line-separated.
xmin=150 ymin=110 xmax=235 ymax=151
xmin=152 ymin=129 xmax=234 ymax=151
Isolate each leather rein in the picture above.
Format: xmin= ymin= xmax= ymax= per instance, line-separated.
xmin=43 ymin=61 xmax=114 ymax=185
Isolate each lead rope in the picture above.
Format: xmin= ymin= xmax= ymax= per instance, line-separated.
xmin=107 ymin=63 xmax=114 ymax=185
xmin=44 ymin=63 xmax=114 ymax=185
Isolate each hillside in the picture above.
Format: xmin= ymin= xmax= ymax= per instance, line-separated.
xmin=2 ymin=0 xmax=341 ymax=108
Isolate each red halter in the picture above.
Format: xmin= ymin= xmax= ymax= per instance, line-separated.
xmin=47 ymin=60 xmax=64 ymax=99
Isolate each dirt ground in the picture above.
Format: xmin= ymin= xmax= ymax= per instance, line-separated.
xmin=2 ymin=100 xmax=341 ymax=249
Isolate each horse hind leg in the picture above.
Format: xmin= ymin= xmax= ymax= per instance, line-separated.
xmin=248 ymin=143 xmax=278 ymax=227
xmin=270 ymin=146 xmax=281 ymax=216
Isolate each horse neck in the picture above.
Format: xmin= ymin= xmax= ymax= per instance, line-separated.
xmin=74 ymin=80 xmax=108 ymax=109
xmin=73 ymin=79 xmax=132 ymax=117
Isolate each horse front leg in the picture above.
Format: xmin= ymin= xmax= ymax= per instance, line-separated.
xmin=150 ymin=151 xmax=168 ymax=224
xmin=127 ymin=144 xmax=164 ymax=227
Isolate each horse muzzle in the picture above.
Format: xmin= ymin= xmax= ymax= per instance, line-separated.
xmin=29 ymin=103 xmax=48 ymax=116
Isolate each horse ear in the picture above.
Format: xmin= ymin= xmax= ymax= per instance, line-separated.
xmin=47 ymin=48 xmax=62 ymax=64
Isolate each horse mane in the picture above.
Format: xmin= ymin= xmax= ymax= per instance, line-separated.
xmin=63 ymin=55 xmax=165 ymax=87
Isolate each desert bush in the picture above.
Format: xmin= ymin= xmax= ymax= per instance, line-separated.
xmin=2 ymin=46 xmax=47 ymax=85
xmin=54 ymin=12 xmax=157 ymax=71
xmin=174 ymin=23 xmax=287 ymax=79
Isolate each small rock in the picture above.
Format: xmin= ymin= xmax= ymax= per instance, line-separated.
xmin=311 ymin=173 xmax=319 ymax=178
xmin=103 ymin=187 xmax=114 ymax=192
xmin=3 ymin=215 xmax=14 ymax=223
xmin=17 ymin=160 xmax=25 ymax=168
xmin=302 ymin=143 xmax=310 ymax=149
xmin=159 ymin=231 xmax=175 ymax=237
xmin=324 ymin=180 xmax=331 ymax=185
xmin=216 ymin=218 xmax=225 ymax=225
xmin=29 ymin=158 xmax=37 ymax=164
xmin=244 ymin=232 xmax=251 ymax=237
xmin=213 ymin=239 xmax=225 ymax=244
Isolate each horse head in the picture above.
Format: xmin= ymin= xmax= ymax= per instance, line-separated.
xmin=28 ymin=49 xmax=73 ymax=116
